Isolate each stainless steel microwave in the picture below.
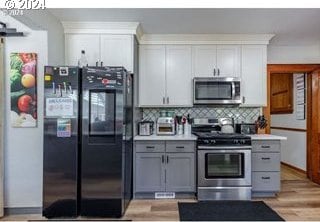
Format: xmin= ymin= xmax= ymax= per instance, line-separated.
xmin=193 ymin=77 xmax=241 ymax=105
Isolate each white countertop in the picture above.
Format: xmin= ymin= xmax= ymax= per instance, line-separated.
xmin=134 ymin=134 xmax=286 ymax=141
xmin=248 ymin=134 xmax=287 ymax=140
xmin=134 ymin=134 xmax=198 ymax=141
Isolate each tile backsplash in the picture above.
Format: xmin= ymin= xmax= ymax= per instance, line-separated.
xmin=142 ymin=107 xmax=262 ymax=123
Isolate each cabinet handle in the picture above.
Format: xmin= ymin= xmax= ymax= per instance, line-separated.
xmin=167 ymin=97 xmax=169 ymax=104
xmin=213 ymin=68 xmax=216 ymax=76
xmin=162 ymin=155 xmax=164 ymax=163
xmin=261 ymin=176 xmax=270 ymax=180
xmin=261 ymin=157 xmax=270 ymax=160
xmin=167 ymin=155 xmax=169 ymax=163
xmin=146 ymin=146 xmax=155 ymax=149
xmin=176 ymin=146 xmax=185 ymax=149
xmin=242 ymin=96 xmax=246 ymax=104
xmin=218 ymin=68 xmax=220 ymax=76
xmin=163 ymin=97 xmax=165 ymax=104
xmin=96 ymin=61 xmax=99 ymax=67
xmin=100 ymin=61 xmax=103 ymax=67
xmin=261 ymin=145 xmax=270 ymax=149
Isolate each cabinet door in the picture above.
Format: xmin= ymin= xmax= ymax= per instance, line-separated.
xmin=192 ymin=45 xmax=216 ymax=77
xmin=270 ymin=73 xmax=293 ymax=114
xmin=139 ymin=45 xmax=166 ymax=106
xmin=100 ymin=35 xmax=133 ymax=72
xmin=65 ymin=34 xmax=100 ymax=66
xmin=166 ymin=45 xmax=192 ymax=106
xmin=216 ymin=45 xmax=240 ymax=77
xmin=241 ymin=45 xmax=267 ymax=106
xmin=165 ymin=153 xmax=195 ymax=192
xmin=135 ymin=153 xmax=165 ymax=192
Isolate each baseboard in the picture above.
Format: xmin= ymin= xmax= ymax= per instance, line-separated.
xmin=281 ymin=161 xmax=306 ymax=174
xmin=4 ymin=207 xmax=42 ymax=215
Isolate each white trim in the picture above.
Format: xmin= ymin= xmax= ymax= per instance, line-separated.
xmin=61 ymin=22 xmax=274 ymax=45
xmin=139 ymin=34 xmax=275 ymax=45
xmin=62 ymin=21 xmax=141 ymax=35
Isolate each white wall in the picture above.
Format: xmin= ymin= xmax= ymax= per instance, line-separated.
xmin=271 ymin=129 xmax=306 ymax=171
xmin=1 ymin=13 xmax=48 ymax=208
xmin=13 ymin=10 xmax=65 ymax=65
xmin=271 ymin=74 xmax=306 ymax=171
xmin=268 ymin=44 xmax=320 ymax=64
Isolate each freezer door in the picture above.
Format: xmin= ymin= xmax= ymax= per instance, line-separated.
xmin=42 ymin=66 xmax=79 ymax=218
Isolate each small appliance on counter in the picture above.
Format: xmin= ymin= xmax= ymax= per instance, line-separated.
xmin=219 ymin=117 xmax=235 ymax=134
xmin=138 ymin=119 xmax=154 ymax=136
xmin=156 ymin=117 xmax=175 ymax=135
xmin=235 ymin=123 xmax=257 ymax=135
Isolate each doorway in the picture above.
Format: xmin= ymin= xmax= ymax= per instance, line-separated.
xmin=264 ymin=64 xmax=320 ymax=185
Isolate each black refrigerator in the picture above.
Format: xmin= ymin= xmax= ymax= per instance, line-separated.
xmin=42 ymin=66 xmax=133 ymax=218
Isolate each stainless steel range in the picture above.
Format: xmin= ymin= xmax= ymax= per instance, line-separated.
xmin=192 ymin=118 xmax=252 ymax=201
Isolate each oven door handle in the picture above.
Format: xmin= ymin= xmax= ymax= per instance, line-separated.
xmin=198 ymin=146 xmax=252 ymax=150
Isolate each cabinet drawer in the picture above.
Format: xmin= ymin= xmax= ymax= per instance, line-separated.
xmin=166 ymin=141 xmax=195 ymax=153
xmin=252 ymin=172 xmax=280 ymax=192
xmin=135 ymin=141 xmax=165 ymax=152
xmin=252 ymin=140 xmax=280 ymax=153
xmin=252 ymin=153 xmax=280 ymax=172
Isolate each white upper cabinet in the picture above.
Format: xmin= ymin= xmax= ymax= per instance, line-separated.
xmin=166 ymin=45 xmax=192 ymax=106
xmin=241 ymin=45 xmax=267 ymax=107
xmin=65 ymin=34 xmax=100 ymax=66
xmin=192 ymin=45 xmax=216 ymax=77
xmin=139 ymin=45 xmax=166 ymax=106
xmin=193 ymin=45 xmax=240 ymax=78
xmin=100 ymin=35 xmax=133 ymax=72
xmin=216 ymin=45 xmax=240 ymax=77
xmin=65 ymin=34 xmax=134 ymax=72
xmin=139 ymin=45 xmax=193 ymax=107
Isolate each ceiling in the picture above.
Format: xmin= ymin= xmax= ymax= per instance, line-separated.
xmin=49 ymin=8 xmax=320 ymax=45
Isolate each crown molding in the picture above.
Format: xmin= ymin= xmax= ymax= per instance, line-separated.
xmin=139 ymin=34 xmax=275 ymax=45
xmin=61 ymin=22 xmax=274 ymax=45
xmin=62 ymin=21 xmax=141 ymax=35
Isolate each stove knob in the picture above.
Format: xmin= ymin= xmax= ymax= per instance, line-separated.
xmin=203 ymin=139 xmax=210 ymax=144
xmin=210 ymin=140 xmax=216 ymax=144
xmin=234 ymin=140 xmax=239 ymax=144
xmin=241 ymin=140 xmax=246 ymax=144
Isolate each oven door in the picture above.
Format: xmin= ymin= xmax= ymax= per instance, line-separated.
xmin=198 ymin=148 xmax=251 ymax=187
xmin=193 ymin=77 xmax=241 ymax=104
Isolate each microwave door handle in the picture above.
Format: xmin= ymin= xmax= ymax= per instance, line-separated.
xmin=231 ymin=82 xmax=236 ymax=99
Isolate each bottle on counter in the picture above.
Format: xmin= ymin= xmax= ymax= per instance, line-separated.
xmin=78 ymin=50 xmax=88 ymax=68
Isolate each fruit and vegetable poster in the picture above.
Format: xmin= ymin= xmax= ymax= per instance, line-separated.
xmin=10 ymin=53 xmax=37 ymax=127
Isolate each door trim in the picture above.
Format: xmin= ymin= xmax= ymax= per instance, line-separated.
xmin=0 ymin=37 xmax=4 ymax=217
xmin=264 ymin=64 xmax=320 ymax=184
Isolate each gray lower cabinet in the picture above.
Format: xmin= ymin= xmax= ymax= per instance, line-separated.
xmin=135 ymin=153 xmax=165 ymax=192
xmin=166 ymin=153 xmax=195 ymax=192
xmin=252 ymin=140 xmax=281 ymax=197
xmin=134 ymin=140 xmax=196 ymax=198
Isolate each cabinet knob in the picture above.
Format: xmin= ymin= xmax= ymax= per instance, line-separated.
xmin=242 ymin=96 xmax=246 ymax=104
xmin=213 ymin=68 xmax=216 ymax=76
xmin=163 ymin=97 xmax=165 ymax=104
xmin=217 ymin=68 xmax=220 ymax=76
xmin=167 ymin=97 xmax=169 ymax=104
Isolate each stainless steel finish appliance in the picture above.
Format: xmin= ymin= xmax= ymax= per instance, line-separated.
xmin=43 ymin=66 xmax=133 ymax=218
xmin=138 ymin=120 xmax=154 ymax=136
xmin=235 ymin=123 xmax=257 ymax=135
xmin=192 ymin=118 xmax=252 ymax=200
xmin=193 ymin=77 xmax=241 ymax=105
xmin=156 ymin=117 xmax=175 ymax=135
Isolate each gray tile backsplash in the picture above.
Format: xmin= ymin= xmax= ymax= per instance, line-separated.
xmin=142 ymin=107 xmax=262 ymax=123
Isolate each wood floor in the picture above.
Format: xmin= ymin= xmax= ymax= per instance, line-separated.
xmin=2 ymin=164 xmax=320 ymax=221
